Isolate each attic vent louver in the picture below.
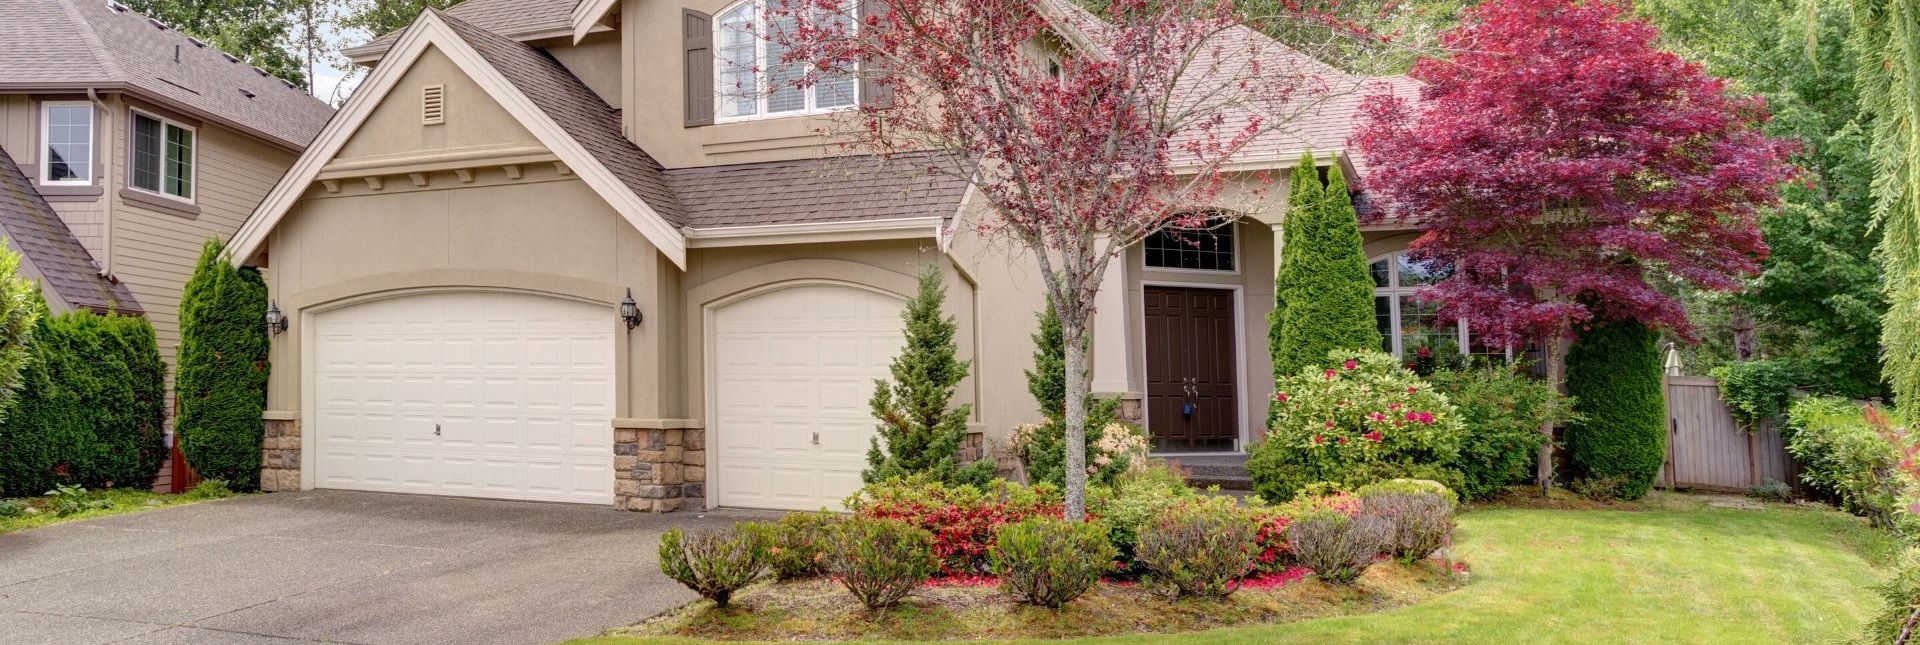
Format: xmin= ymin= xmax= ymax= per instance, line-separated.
xmin=187 ymin=37 xmax=206 ymax=48
xmin=106 ymin=2 xmax=128 ymax=12
xmin=221 ymin=53 xmax=239 ymax=63
xmin=279 ymin=78 xmax=295 ymax=89
xmin=239 ymin=88 xmax=256 ymax=99
xmin=421 ymin=84 xmax=445 ymax=125
xmin=252 ymin=66 xmax=269 ymax=76
xmin=148 ymin=17 xmax=166 ymax=29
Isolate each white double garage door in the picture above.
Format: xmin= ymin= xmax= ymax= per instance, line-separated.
xmin=309 ymin=285 xmax=901 ymax=510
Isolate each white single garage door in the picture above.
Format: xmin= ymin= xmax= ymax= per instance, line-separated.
xmin=311 ymin=291 xmax=616 ymax=504
xmin=711 ymin=284 xmax=904 ymax=511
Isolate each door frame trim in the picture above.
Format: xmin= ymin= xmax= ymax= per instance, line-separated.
xmin=1137 ymin=281 xmax=1248 ymax=453
xmin=299 ymin=287 xmax=617 ymax=498
xmin=701 ymin=280 xmax=909 ymax=511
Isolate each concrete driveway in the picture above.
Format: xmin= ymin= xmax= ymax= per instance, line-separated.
xmin=0 ymin=490 xmax=775 ymax=645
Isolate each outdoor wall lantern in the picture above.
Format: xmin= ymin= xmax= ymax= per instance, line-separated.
xmin=265 ymin=301 xmax=288 ymax=336
xmin=620 ymin=289 xmax=643 ymax=330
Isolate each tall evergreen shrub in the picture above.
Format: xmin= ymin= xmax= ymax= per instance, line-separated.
xmin=1271 ymin=162 xmax=1380 ymax=383
xmin=0 ymin=309 xmax=167 ymax=495
xmin=1269 ymin=152 xmax=1323 ymax=384
xmin=864 ymin=264 xmax=994 ymax=486
xmin=1563 ymin=317 xmax=1666 ymax=500
xmin=1016 ymin=301 xmax=1124 ymax=487
xmin=176 ymin=239 xmax=270 ymax=491
xmin=0 ymin=245 xmax=41 ymax=425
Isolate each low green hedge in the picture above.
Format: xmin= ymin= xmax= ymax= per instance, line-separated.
xmin=0 ymin=311 xmax=168 ymax=496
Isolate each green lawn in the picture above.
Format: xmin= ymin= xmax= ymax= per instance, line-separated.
xmin=0 ymin=485 xmax=235 ymax=535
xmin=575 ymin=494 xmax=1890 ymax=645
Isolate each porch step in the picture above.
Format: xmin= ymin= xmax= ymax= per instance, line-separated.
xmin=1162 ymin=454 xmax=1253 ymax=491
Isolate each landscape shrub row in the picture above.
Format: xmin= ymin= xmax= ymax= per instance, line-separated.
xmin=656 ymin=471 xmax=1459 ymax=610
xmin=0 ymin=310 xmax=168 ymax=497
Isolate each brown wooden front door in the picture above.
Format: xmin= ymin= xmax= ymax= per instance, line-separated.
xmin=1144 ymin=286 xmax=1238 ymax=452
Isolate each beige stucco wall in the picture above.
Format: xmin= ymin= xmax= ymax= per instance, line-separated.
xmin=548 ymin=32 xmax=624 ymax=110
xmin=338 ymin=47 xmax=540 ymax=161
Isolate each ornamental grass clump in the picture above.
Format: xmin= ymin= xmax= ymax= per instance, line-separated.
xmin=991 ymin=517 xmax=1116 ymax=608
xmin=1288 ymin=509 xmax=1391 ymax=584
xmin=1356 ymin=480 xmax=1456 ymax=561
xmin=1135 ymin=502 xmax=1259 ymax=598
xmin=768 ymin=510 xmax=842 ymax=580
xmin=828 ymin=517 xmax=938 ymax=609
xmin=657 ymin=522 xmax=770 ymax=608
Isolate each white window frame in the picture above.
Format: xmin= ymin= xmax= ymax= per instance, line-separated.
xmin=712 ymin=0 xmax=860 ymax=123
xmin=128 ymin=110 xmax=197 ymax=203
xmin=1371 ymin=251 xmax=1472 ymax=359
xmin=38 ymin=101 xmax=94 ymax=185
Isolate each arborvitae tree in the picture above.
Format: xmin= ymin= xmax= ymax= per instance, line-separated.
xmin=0 ymin=308 xmax=166 ymax=496
xmin=1269 ymin=152 xmax=1324 ymax=425
xmin=177 ymin=239 xmax=270 ymax=491
xmin=0 ymin=245 xmax=41 ymax=425
xmin=1020 ymin=301 xmax=1122 ymax=488
xmin=865 ymin=265 xmax=994 ymax=486
xmin=1563 ymin=317 xmax=1666 ymax=500
xmin=1272 ymin=163 xmax=1381 ymax=378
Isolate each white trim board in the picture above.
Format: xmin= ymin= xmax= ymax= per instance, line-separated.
xmin=226 ymin=10 xmax=689 ymax=269
xmin=684 ymin=217 xmax=942 ymax=248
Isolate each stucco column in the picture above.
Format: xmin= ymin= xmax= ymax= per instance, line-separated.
xmin=1091 ymin=236 xmax=1134 ymax=396
xmin=1270 ymin=221 xmax=1286 ymax=275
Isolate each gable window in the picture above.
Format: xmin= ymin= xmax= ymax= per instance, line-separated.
xmin=714 ymin=0 xmax=857 ymax=121
xmin=40 ymin=102 xmax=93 ymax=184
xmin=130 ymin=112 xmax=194 ymax=201
xmin=1371 ymin=251 xmax=1513 ymax=360
xmin=1144 ymin=216 xmax=1236 ymax=272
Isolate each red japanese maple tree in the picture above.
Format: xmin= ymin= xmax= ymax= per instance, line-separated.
xmin=1353 ymin=0 xmax=1797 ymax=487
xmin=769 ymin=0 xmax=1377 ymax=517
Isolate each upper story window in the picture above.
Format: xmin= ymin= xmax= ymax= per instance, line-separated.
xmin=130 ymin=111 xmax=195 ymax=202
xmin=40 ymin=102 xmax=93 ymax=185
xmin=1144 ymin=216 xmax=1236 ymax=272
xmin=715 ymin=0 xmax=857 ymax=121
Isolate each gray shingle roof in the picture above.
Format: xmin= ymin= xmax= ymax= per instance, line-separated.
xmin=668 ymin=152 xmax=969 ymax=229
xmin=0 ymin=0 xmax=335 ymax=150
xmin=0 ymin=147 xmax=141 ymax=315
xmin=348 ymin=0 xmax=581 ymax=61
xmin=437 ymin=10 xmax=686 ymax=225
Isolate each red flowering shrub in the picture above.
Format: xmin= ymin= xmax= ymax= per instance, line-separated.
xmin=1248 ymin=351 xmax=1466 ymax=502
xmin=1250 ymin=510 xmax=1293 ymax=573
xmin=847 ymin=476 xmax=1063 ymax=576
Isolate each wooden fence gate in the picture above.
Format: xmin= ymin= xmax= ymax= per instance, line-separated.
xmin=1657 ymin=376 xmax=1796 ymax=493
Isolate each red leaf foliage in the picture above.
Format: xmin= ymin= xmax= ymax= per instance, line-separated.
xmin=1353 ymin=0 xmax=1799 ymax=344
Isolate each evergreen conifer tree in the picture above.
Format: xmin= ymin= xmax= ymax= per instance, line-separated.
xmin=1272 ymin=163 xmax=1381 ymax=378
xmin=176 ymin=239 xmax=270 ymax=491
xmin=1563 ymin=317 xmax=1666 ymax=500
xmin=864 ymin=265 xmax=994 ymax=486
xmin=1019 ymin=301 xmax=1122 ymax=487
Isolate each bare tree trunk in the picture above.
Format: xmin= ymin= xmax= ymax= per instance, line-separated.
xmin=1537 ymin=319 xmax=1567 ymax=493
xmin=1729 ymin=302 xmax=1756 ymax=361
xmin=1062 ymin=322 xmax=1090 ymax=520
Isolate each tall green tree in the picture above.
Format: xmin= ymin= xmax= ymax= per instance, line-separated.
xmin=121 ymin=0 xmax=306 ymax=88
xmin=1563 ymin=317 xmax=1667 ymax=500
xmin=1639 ymin=0 xmax=1887 ymax=401
xmin=176 ymin=239 xmax=270 ymax=491
xmin=865 ymin=265 xmax=994 ymax=486
xmin=340 ymin=0 xmax=465 ymax=38
xmin=1269 ymin=152 xmax=1321 ymax=383
xmin=1852 ymin=0 xmax=1920 ymax=406
xmin=1271 ymin=162 xmax=1381 ymax=379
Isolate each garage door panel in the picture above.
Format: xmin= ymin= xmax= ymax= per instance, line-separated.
xmin=713 ymin=284 xmax=906 ymax=511
xmin=313 ymin=292 xmax=615 ymax=504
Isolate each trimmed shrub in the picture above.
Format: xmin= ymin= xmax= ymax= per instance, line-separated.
xmin=1017 ymin=301 xmax=1128 ymax=488
xmin=1270 ymin=162 xmax=1382 ymax=384
xmin=1710 ymin=359 xmax=1803 ymax=429
xmin=1747 ymin=479 xmax=1793 ymax=503
xmin=1135 ymin=503 xmax=1259 ymax=598
xmin=1085 ymin=461 xmax=1197 ymax=576
xmin=1563 ymin=318 xmax=1667 ymax=501
xmin=1288 ymin=509 xmax=1391 ymax=584
xmin=658 ymin=523 xmax=770 ymax=607
xmin=176 ymin=239 xmax=270 ymax=491
xmin=1429 ymin=363 xmax=1572 ymax=501
xmin=1268 ymin=152 xmax=1319 ymax=387
xmin=0 ymin=310 xmax=167 ymax=496
xmin=828 ymin=517 xmax=938 ymax=609
xmin=991 ymin=517 xmax=1115 ymax=608
xmin=768 ymin=510 xmax=842 ymax=580
xmin=1249 ymin=350 xmax=1465 ymax=503
xmin=1785 ymin=397 xmax=1904 ymax=529
xmin=1356 ymin=480 xmax=1456 ymax=561
xmin=847 ymin=476 xmax=1062 ymax=575
xmin=0 ymin=245 xmax=40 ymax=425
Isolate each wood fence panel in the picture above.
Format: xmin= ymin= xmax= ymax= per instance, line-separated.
xmin=1657 ymin=376 xmax=1793 ymax=493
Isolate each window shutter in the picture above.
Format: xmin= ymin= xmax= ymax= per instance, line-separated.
xmin=858 ymin=0 xmax=892 ymax=108
xmin=684 ymin=9 xmax=715 ymax=127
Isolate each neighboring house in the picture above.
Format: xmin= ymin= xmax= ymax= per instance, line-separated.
xmin=229 ymin=0 xmax=1445 ymax=512
xmin=0 ymin=0 xmax=335 ymax=490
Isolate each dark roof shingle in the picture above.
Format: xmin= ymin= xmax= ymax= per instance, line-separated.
xmin=668 ymin=153 xmax=969 ymax=229
xmin=0 ymin=147 xmax=141 ymax=315
xmin=349 ymin=0 xmax=581 ymax=61
xmin=0 ymin=0 xmax=335 ymax=150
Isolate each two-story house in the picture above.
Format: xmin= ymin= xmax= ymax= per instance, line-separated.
xmin=0 ymin=0 xmax=335 ymax=490
xmin=230 ymin=0 xmax=1445 ymax=512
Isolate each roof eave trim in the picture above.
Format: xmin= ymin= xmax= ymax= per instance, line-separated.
xmin=573 ymin=0 xmax=620 ymax=44
xmin=684 ymin=216 xmax=943 ymax=249
xmin=0 ymin=82 xmax=312 ymax=153
xmin=228 ymin=10 xmax=687 ymax=269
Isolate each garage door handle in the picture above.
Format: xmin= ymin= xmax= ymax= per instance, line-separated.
xmin=812 ymin=432 xmax=819 ymax=445
xmin=434 ymin=424 xmax=441 ymax=436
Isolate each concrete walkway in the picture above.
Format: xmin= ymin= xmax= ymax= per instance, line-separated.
xmin=0 ymin=490 xmax=774 ymax=645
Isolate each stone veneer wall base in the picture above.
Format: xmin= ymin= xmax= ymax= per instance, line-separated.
xmin=615 ymin=427 xmax=705 ymax=512
xmin=260 ymin=419 xmax=301 ymax=492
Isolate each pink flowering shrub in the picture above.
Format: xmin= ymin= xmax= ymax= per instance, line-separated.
xmin=846 ymin=476 xmax=1063 ymax=576
xmin=1248 ymin=351 xmax=1465 ymax=502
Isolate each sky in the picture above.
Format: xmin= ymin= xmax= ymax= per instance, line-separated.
xmin=305 ymin=9 xmax=369 ymax=106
